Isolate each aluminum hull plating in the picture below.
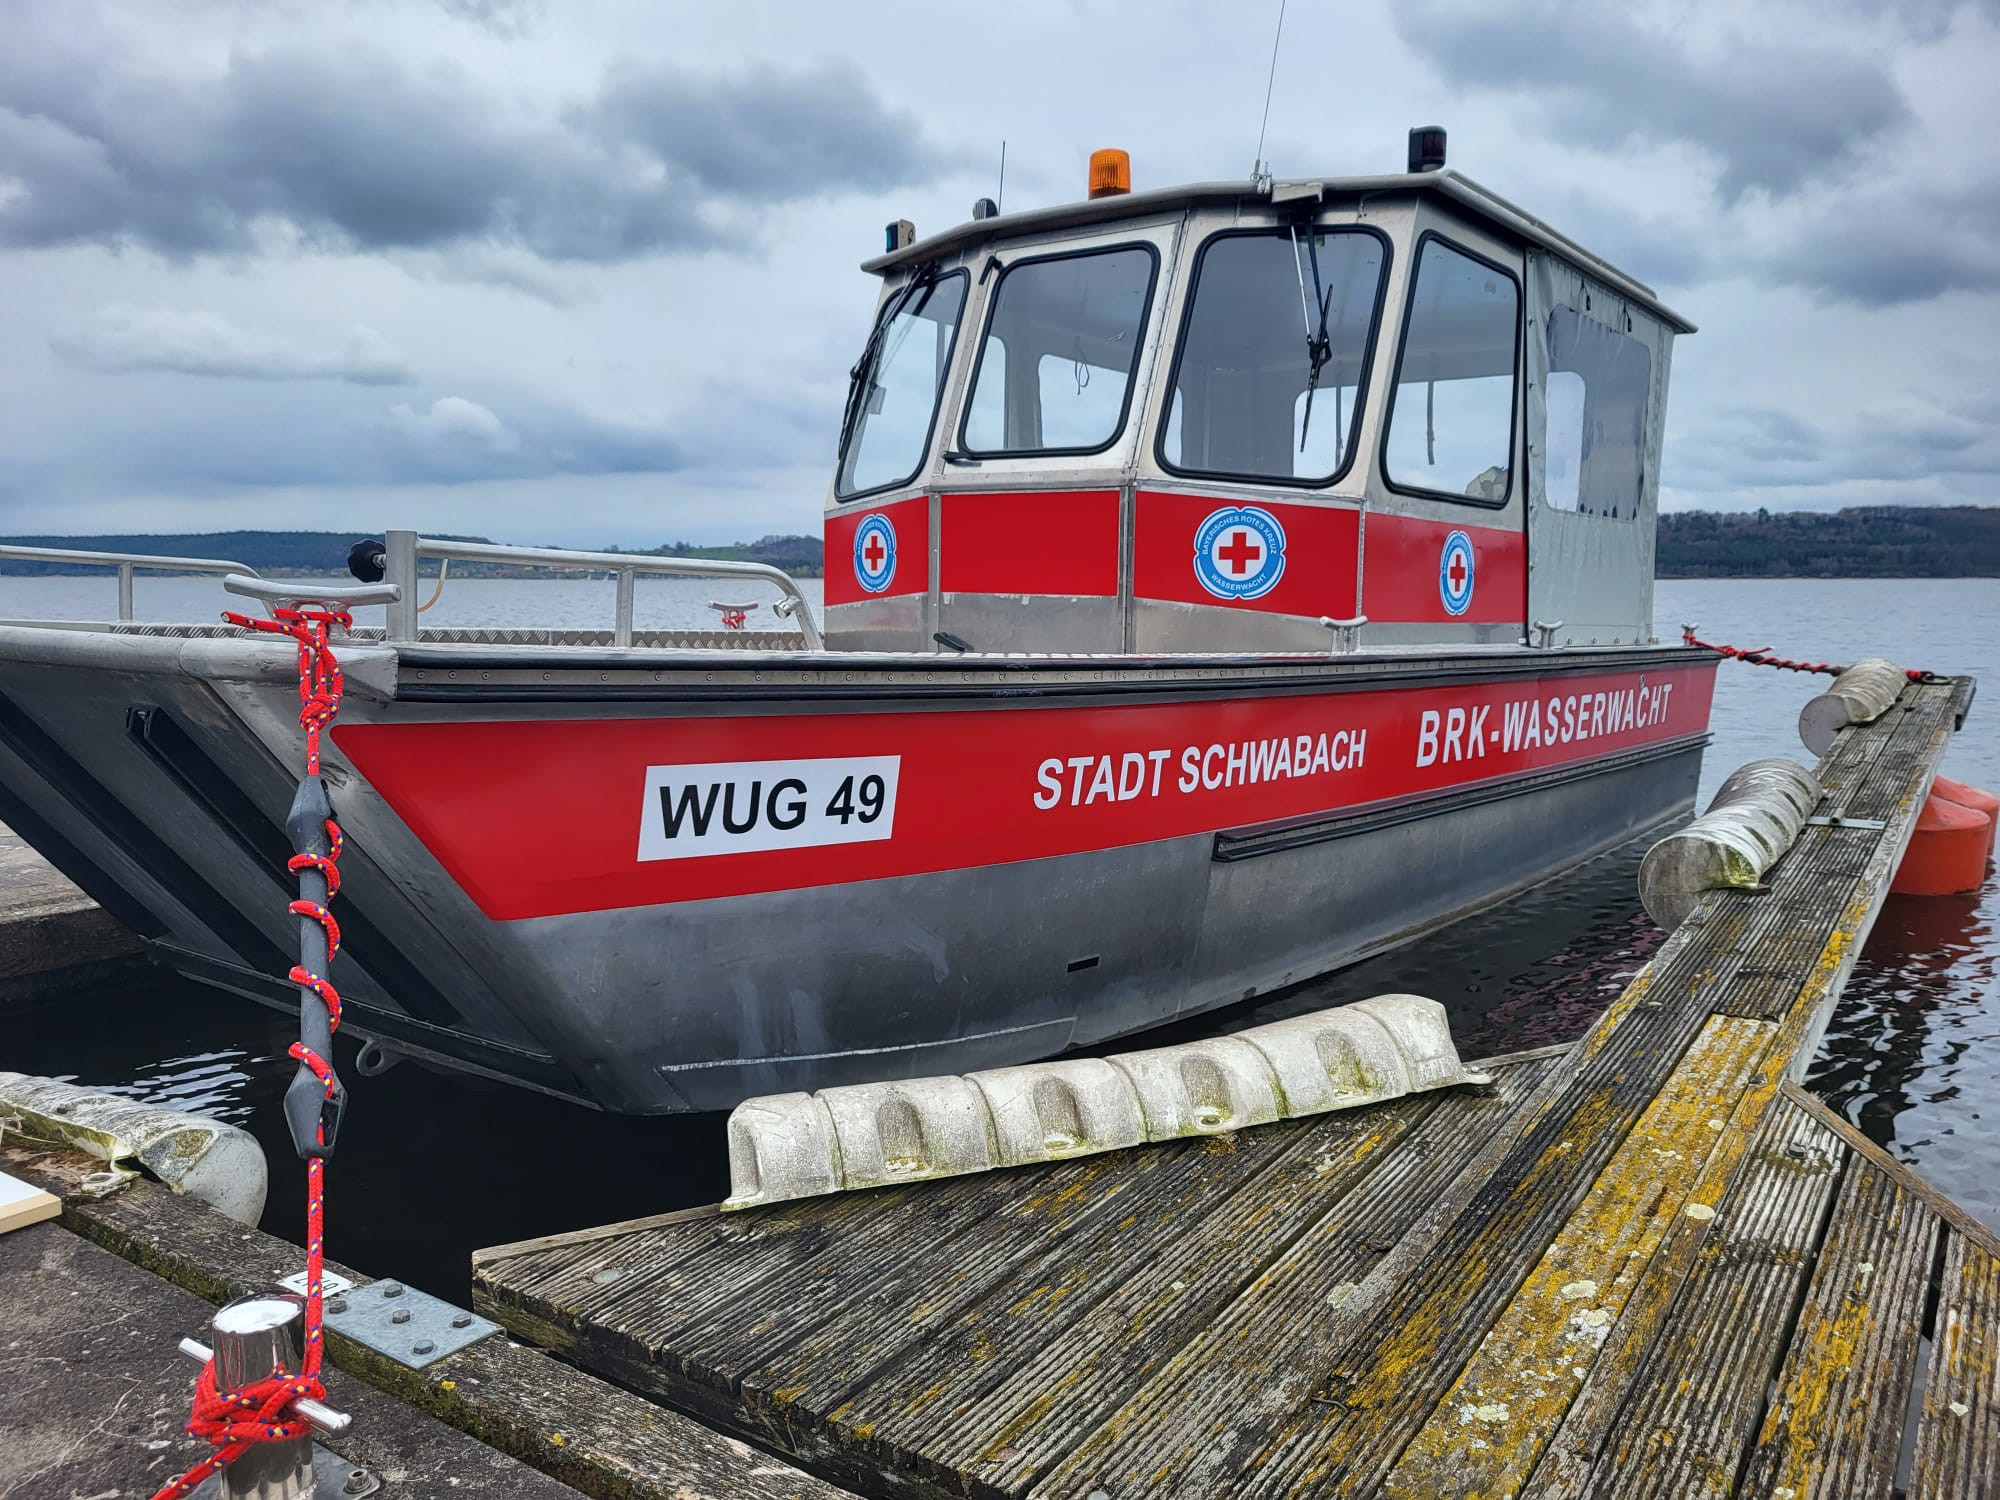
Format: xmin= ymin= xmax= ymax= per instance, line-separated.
xmin=0 ymin=626 xmax=1714 ymax=1112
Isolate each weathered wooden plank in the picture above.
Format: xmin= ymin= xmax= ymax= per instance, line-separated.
xmin=1019 ymin=1068 xmax=1555 ymax=1497
xmin=1383 ymin=1014 xmax=1773 ymax=1498
xmin=1531 ymin=1094 xmax=1847 ymax=1499
xmin=5 ymin=1143 xmax=853 ymax=1500
xmin=1910 ymin=1231 xmax=2000 ymax=1498
xmin=1736 ymin=1154 xmax=1940 ymax=1498
xmin=946 ymin=1061 xmax=1555 ymax=1496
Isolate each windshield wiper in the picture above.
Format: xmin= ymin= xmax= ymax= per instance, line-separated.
xmin=1290 ymin=227 xmax=1336 ymax=454
xmin=836 ymin=261 xmax=942 ymax=465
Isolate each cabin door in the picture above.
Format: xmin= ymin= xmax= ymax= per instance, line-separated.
xmin=1523 ymin=251 xmax=1674 ymax=649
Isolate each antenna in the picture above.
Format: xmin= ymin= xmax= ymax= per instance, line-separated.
xmin=1252 ymin=0 xmax=1287 ymax=183
xmin=997 ymin=140 xmax=1007 ymax=214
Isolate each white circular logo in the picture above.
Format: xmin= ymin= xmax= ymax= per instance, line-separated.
xmin=852 ymin=513 xmax=897 ymax=594
xmin=1439 ymin=529 xmax=1475 ymax=616
xmin=1193 ymin=506 xmax=1287 ymax=601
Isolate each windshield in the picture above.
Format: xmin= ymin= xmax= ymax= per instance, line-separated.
xmin=961 ymin=244 xmax=1157 ymax=456
xmin=1161 ymin=228 xmax=1386 ymax=483
xmin=836 ymin=269 xmax=968 ymax=499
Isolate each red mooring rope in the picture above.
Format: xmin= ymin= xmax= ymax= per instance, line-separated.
xmin=1680 ymin=626 xmax=1936 ymax=683
xmin=152 ymin=605 xmax=350 ymax=1500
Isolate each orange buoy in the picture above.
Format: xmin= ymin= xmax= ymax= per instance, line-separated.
xmin=1932 ymin=774 xmax=1998 ymax=866
xmin=1892 ymin=793 xmax=1992 ymax=896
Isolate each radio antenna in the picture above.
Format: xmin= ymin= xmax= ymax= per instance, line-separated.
xmin=1252 ymin=0 xmax=1287 ymax=183
xmin=997 ymin=139 xmax=1007 ymax=214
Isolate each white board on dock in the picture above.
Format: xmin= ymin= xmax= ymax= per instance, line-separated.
xmin=0 ymin=1170 xmax=60 ymax=1235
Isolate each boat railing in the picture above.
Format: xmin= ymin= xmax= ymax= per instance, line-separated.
xmin=382 ymin=531 xmax=823 ymax=651
xmin=0 ymin=543 xmax=264 ymax=620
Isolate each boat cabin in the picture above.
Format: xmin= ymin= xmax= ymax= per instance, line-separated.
xmin=824 ymin=133 xmax=1693 ymax=656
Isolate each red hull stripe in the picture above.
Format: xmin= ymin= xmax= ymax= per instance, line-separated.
xmin=941 ymin=489 xmax=1120 ymax=597
xmin=335 ymin=662 xmax=1715 ymax=920
xmin=1363 ymin=512 xmax=1525 ymax=624
xmin=824 ymin=495 xmax=929 ymax=605
xmin=1134 ymin=490 xmax=1360 ymax=617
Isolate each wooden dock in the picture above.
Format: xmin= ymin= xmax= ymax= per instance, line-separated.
xmin=474 ymin=674 xmax=1997 ymax=1498
xmin=0 ymin=818 xmax=143 ymax=995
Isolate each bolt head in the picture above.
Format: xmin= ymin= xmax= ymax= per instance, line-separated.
xmin=450 ymin=1312 xmax=473 ymax=1328
xmin=326 ymin=1297 xmax=349 ymax=1315
xmin=412 ymin=1339 xmax=436 ymax=1355
xmin=379 ymin=1282 xmax=405 ymax=1298
xmin=390 ymin=1308 xmax=412 ymax=1324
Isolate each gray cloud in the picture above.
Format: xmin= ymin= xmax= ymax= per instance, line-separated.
xmin=0 ymin=37 xmax=960 ymax=264
xmin=593 ymin=59 xmax=958 ymax=204
xmin=1762 ymin=177 xmax=2000 ymax=305
xmin=1394 ymin=1 xmax=1910 ymax=200
xmin=52 ymin=306 xmax=415 ymax=384
xmin=1669 ymin=389 xmax=2000 ymax=499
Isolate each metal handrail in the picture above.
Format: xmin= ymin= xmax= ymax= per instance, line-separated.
xmin=381 ymin=531 xmax=823 ymax=650
xmin=0 ymin=543 xmax=263 ymax=621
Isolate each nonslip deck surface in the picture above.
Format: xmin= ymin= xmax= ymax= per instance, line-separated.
xmin=474 ymin=678 xmax=1996 ymax=1499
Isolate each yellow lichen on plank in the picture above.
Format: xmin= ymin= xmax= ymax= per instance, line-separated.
xmin=1384 ymin=1013 xmax=1775 ymax=1500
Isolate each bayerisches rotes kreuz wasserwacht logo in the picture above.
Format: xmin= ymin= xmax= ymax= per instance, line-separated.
xmin=1439 ymin=529 xmax=1475 ymax=616
xmin=852 ymin=512 xmax=897 ymax=594
xmin=1193 ymin=506 xmax=1287 ymax=601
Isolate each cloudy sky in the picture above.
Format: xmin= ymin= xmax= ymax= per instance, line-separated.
xmin=2 ymin=0 xmax=1996 ymax=546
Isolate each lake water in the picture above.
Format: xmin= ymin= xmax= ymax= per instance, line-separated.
xmin=0 ymin=575 xmax=1993 ymax=1299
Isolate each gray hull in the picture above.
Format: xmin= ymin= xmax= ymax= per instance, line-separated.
xmin=0 ymin=625 xmax=1711 ymax=1113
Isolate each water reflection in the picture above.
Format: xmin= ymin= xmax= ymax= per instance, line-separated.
xmin=1806 ymin=890 xmax=1997 ymax=1226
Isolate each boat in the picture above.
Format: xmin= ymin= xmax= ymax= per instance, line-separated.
xmin=0 ymin=130 xmax=1715 ymax=1114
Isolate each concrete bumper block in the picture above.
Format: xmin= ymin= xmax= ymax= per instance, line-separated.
xmin=1108 ymin=1036 xmax=1282 ymax=1139
xmin=971 ymin=1059 xmax=1144 ymax=1167
xmin=1799 ymin=657 xmax=1906 ymax=756
xmin=723 ymin=1093 xmax=840 ymax=1211
xmin=1639 ymin=758 xmax=1823 ymax=931
xmin=817 ymin=1075 xmax=996 ymax=1193
xmin=722 ymin=993 xmax=1480 ymax=1209
xmin=0 ymin=1071 xmax=267 ymax=1224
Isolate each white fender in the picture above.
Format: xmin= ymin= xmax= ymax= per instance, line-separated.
xmin=1799 ymin=658 xmax=1906 ymax=756
xmin=1638 ymin=758 xmax=1823 ymax=931
xmin=721 ymin=993 xmax=1479 ymax=1210
xmin=0 ymin=1072 xmax=267 ymax=1225
xmin=970 ymin=1058 xmax=1144 ymax=1167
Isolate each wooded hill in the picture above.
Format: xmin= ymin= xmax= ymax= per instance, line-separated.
xmin=1657 ymin=506 xmax=2000 ymax=578
xmin=7 ymin=507 xmax=1995 ymax=580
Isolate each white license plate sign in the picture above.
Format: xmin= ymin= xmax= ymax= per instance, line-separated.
xmin=637 ymin=756 xmax=901 ymax=862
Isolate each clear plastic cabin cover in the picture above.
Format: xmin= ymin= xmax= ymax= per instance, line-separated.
xmin=1523 ymin=250 xmax=1677 ymax=647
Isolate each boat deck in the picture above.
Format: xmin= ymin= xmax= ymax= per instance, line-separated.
xmin=472 ymin=675 xmax=1997 ymax=1499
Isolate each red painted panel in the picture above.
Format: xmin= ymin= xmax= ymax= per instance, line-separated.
xmin=335 ymin=658 xmax=1715 ymax=919
xmin=823 ymin=496 xmax=929 ymax=605
xmin=940 ymin=489 xmax=1121 ymax=596
xmin=1363 ymin=511 xmax=1525 ymax=625
xmin=1133 ymin=490 xmax=1359 ymax=618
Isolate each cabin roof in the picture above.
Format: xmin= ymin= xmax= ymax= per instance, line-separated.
xmin=862 ymin=169 xmax=1696 ymax=335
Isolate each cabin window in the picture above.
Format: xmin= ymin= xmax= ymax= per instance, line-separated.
xmin=1382 ymin=237 xmax=1520 ymax=506
xmin=836 ymin=269 xmax=968 ymax=499
xmin=961 ymin=245 xmax=1157 ymax=457
xmin=1541 ymin=306 xmax=1652 ymax=519
xmin=1159 ymin=228 xmax=1386 ymax=484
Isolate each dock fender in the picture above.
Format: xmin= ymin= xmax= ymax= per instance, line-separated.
xmin=724 ymin=1092 xmax=841 ymax=1211
xmin=1107 ymin=1036 xmax=1283 ymax=1139
xmin=1798 ymin=658 xmax=1906 ymax=755
xmin=1639 ymin=758 xmax=1822 ymax=931
xmin=815 ymin=1075 xmax=997 ymax=1193
xmin=0 ymin=1071 xmax=267 ymax=1225
xmin=970 ymin=1059 xmax=1145 ymax=1168
xmin=1932 ymin=774 xmax=1998 ymax=867
xmin=1892 ymin=794 xmax=1992 ymax=896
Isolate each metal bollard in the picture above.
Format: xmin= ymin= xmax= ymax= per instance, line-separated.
xmin=207 ymin=1294 xmax=319 ymax=1499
